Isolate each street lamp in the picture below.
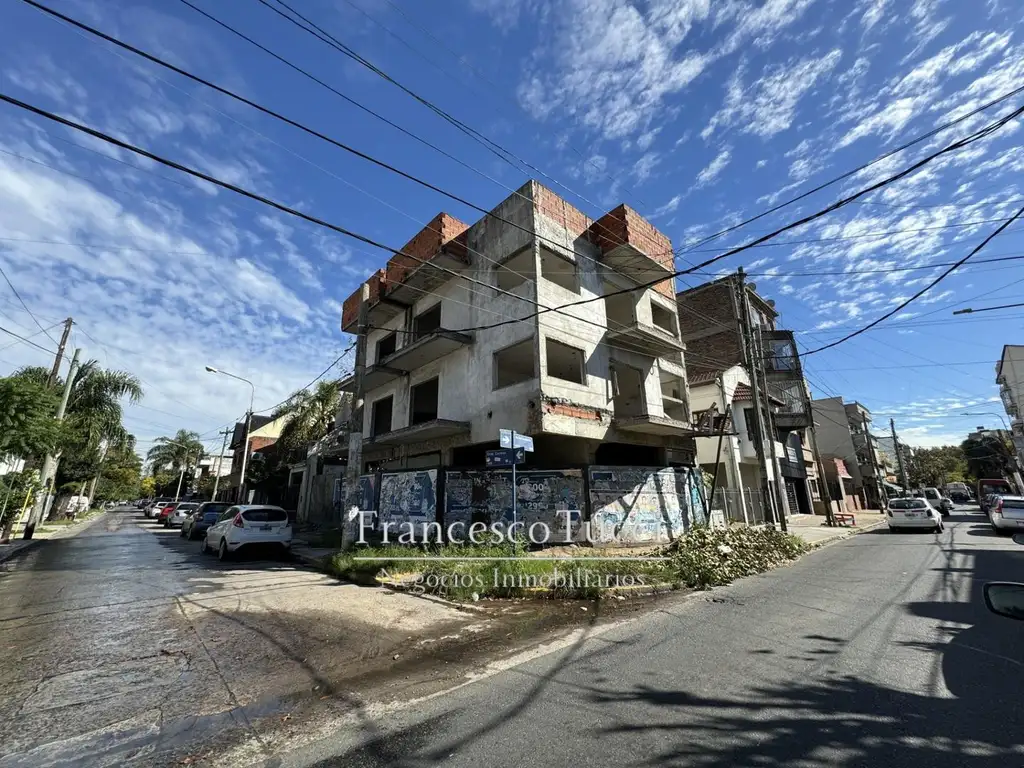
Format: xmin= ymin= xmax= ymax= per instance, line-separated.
xmin=960 ymin=411 xmax=1010 ymax=431
xmin=206 ymin=365 xmax=256 ymax=504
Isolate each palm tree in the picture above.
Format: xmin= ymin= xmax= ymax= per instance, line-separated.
xmin=13 ymin=361 xmax=143 ymax=514
xmin=272 ymin=380 xmax=347 ymax=462
xmin=146 ymin=429 xmax=205 ymax=473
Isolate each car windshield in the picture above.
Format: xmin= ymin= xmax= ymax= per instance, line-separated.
xmin=891 ymin=499 xmax=928 ymax=509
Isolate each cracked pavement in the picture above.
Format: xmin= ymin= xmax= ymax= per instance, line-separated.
xmin=0 ymin=508 xmax=470 ymax=766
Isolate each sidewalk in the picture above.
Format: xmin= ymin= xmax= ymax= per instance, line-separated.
xmin=0 ymin=509 xmax=106 ymax=564
xmin=786 ymin=510 xmax=888 ymax=547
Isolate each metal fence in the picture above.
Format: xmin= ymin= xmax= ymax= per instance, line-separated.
xmin=712 ymin=487 xmax=771 ymax=525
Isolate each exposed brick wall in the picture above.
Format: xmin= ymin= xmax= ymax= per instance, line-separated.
xmin=676 ymin=280 xmax=743 ymax=375
xmin=542 ymin=399 xmax=609 ymax=421
xmin=588 ymin=205 xmax=673 ymax=270
xmin=532 ymin=182 xmax=593 ymax=238
xmin=384 ymin=212 xmax=470 ymax=286
xmin=341 ymin=269 xmax=386 ymax=331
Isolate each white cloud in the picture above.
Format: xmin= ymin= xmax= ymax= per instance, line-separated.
xmin=703 ymin=50 xmax=842 ymax=140
xmin=695 ymin=147 xmax=732 ymax=186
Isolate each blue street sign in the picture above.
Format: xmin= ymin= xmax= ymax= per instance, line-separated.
xmin=485 ymin=447 xmax=525 ymax=467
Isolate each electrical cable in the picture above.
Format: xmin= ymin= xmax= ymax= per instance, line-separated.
xmin=804 ymin=202 xmax=1024 ymax=354
xmin=0 ymin=261 xmax=59 ymax=346
xmin=0 ymin=323 xmax=59 ymax=355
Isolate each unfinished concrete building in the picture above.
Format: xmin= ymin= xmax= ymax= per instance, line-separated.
xmin=339 ymin=181 xmax=696 ymax=472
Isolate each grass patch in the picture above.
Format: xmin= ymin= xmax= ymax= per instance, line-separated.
xmin=326 ymin=526 xmax=809 ymax=600
xmin=328 ymin=542 xmax=676 ymax=600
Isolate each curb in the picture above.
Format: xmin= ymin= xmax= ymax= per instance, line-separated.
xmin=803 ymin=518 xmax=889 ymax=549
xmin=0 ymin=510 xmax=107 ymax=564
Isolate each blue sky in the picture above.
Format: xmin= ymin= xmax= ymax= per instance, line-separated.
xmin=0 ymin=0 xmax=1021 ymax=454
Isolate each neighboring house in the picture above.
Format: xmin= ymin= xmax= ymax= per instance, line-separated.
xmin=196 ymin=454 xmax=233 ymax=479
xmin=0 ymin=455 xmax=25 ymax=476
xmin=676 ymin=275 xmax=814 ymax=521
xmin=688 ymin=365 xmax=787 ymax=524
xmin=217 ymin=414 xmax=287 ymax=503
xmin=338 ymin=181 xmax=696 ymax=473
xmin=811 ymin=398 xmax=888 ymax=509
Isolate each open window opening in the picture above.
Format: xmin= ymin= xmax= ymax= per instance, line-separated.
xmin=413 ymin=303 xmax=442 ymax=340
xmin=660 ymin=372 xmax=686 ymax=421
xmin=494 ymin=249 xmax=535 ymax=291
xmin=371 ymin=395 xmax=393 ymax=437
xmin=546 ymin=339 xmax=585 ymax=384
xmin=651 ymin=301 xmax=678 ymax=336
xmin=540 ymin=247 xmax=579 ymax=294
xmin=611 ymin=362 xmax=645 ymax=417
xmin=493 ymin=339 xmax=535 ymax=390
xmin=410 ymin=377 xmax=439 ymax=425
xmin=375 ymin=331 xmax=397 ymax=362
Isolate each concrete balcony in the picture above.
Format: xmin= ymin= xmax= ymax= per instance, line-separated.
xmin=613 ymin=413 xmax=693 ymax=436
xmin=340 ymin=330 xmax=473 ymax=394
xmin=605 ymin=321 xmax=684 ymax=358
xmin=367 ymin=419 xmax=470 ymax=446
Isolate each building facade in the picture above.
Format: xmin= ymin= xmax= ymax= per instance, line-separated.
xmin=676 ymin=275 xmax=814 ymax=521
xmin=339 ymin=180 xmax=698 ymax=475
xmin=811 ymin=397 xmax=888 ymax=508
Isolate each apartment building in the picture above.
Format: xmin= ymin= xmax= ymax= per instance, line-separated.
xmin=676 ymin=276 xmax=814 ymax=520
xmin=811 ymin=397 xmax=887 ymax=508
xmin=997 ymin=345 xmax=1024 ymax=466
xmin=338 ymin=181 xmax=697 ymax=475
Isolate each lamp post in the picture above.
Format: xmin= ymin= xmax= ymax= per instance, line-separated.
xmin=206 ymin=366 xmax=255 ymax=504
xmin=960 ymin=411 xmax=1010 ymax=431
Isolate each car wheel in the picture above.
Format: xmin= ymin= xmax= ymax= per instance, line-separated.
xmin=201 ymin=536 xmax=209 ymax=554
xmin=218 ymin=539 xmax=229 ymax=561
xmin=179 ymin=526 xmax=186 ymax=538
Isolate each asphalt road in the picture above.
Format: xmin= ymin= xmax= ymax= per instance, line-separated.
xmin=0 ymin=507 xmax=467 ymax=767
xmin=268 ymin=505 xmax=1024 ymax=768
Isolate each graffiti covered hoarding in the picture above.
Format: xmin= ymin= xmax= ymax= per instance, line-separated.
xmin=378 ymin=469 xmax=438 ymax=530
xmin=444 ymin=469 xmax=584 ymax=540
xmin=587 ymin=466 xmax=704 ymax=545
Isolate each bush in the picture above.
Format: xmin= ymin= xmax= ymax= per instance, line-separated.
xmin=662 ymin=526 xmax=809 ymax=589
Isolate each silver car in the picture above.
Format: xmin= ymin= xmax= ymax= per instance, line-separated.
xmin=887 ymin=497 xmax=944 ymax=533
xmin=165 ymin=502 xmax=199 ymax=529
xmin=988 ymin=495 xmax=1024 ymax=533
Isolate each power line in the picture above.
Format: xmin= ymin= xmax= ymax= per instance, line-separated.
xmin=804 ymin=201 xmax=1024 ymax=355
xmin=25 ymin=0 xmax=672 ymax=287
xmin=673 ymin=82 xmax=1024 ymax=258
xmin=0 ymin=324 xmax=58 ymax=355
xmin=953 ymin=300 xmax=1024 ymax=315
xmin=254 ymin=341 xmax=357 ymax=416
xmin=255 ymin=0 xmax=611 ymax=216
xmin=0 ymin=261 xmax=59 ymax=346
xmin=734 ymin=250 xmax=1024 ymax=278
xmin=0 ymin=92 xmax=691 ymax=363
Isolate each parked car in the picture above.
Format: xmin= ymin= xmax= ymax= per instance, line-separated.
xmin=887 ymin=497 xmax=944 ymax=533
xmin=157 ymin=502 xmax=180 ymax=524
xmin=979 ymin=479 xmax=1015 ymax=511
xmin=165 ymin=501 xmax=199 ymax=528
xmin=922 ymin=487 xmax=953 ymax=516
xmin=145 ymin=499 xmax=172 ymax=519
xmin=201 ymin=504 xmax=292 ymax=561
xmin=180 ymin=502 xmax=233 ymax=540
xmin=985 ymin=582 xmax=1024 ymax=620
xmin=949 ymin=489 xmax=971 ymax=504
xmin=988 ymin=495 xmax=1024 ymax=534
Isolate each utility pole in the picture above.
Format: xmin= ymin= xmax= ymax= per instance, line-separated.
xmin=343 ymin=282 xmax=369 ymax=544
xmin=24 ymin=347 xmax=81 ymax=539
xmin=47 ymin=317 xmax=73 ymax=388
xmin=754 ymin=322 xmax=788 ymax=532
xmin=861 ymin=413 xmax=884 ymax=510
xmin=211 ymin=428 xmax=231 ymax=501
xmin=174 ymin=449 xmax=192 ymax=502
xmin=736 ymin=269 xmax=785 ymax=530
xmin=806 ymin=413 xmax=837 ymax=527
xmin=891 ymin=418 xmax=911 ymax=492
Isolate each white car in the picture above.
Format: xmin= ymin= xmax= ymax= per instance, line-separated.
xmin=201 ymin=504 xmax=292 ymax=561
xmin=988 ymin=495 xmax=1024 ymax=533
xmin=165 ymin=502 xmax=199 ymax=528
xmin=888 ymin=497 xmax=944 ymax=533
xmin=146 ymin=501 xmax=171 ymax=519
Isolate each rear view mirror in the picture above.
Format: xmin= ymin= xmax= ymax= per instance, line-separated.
xmin=984 ymin=582 xmax=1024 ymax=620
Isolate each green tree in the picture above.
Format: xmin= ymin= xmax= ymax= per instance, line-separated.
xmin=272 ymin=380 xmax=347 ymax=464
xmin=0 ymin=469 xmax=41 ymax=540
xmin=146 ymin=430 xmax=205 ymax=473
xmin=140 ymin=476 xmax=156 ymax=497
xmin=961 ymin=434 xmax=1014 ymax=481
xmin=95 ymin=444 xmax=142 ymax=501
xmin=0 ymin=375 xmax=62 ymax=459
xmin=907 ymin=445 xmax=968 ymax=487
